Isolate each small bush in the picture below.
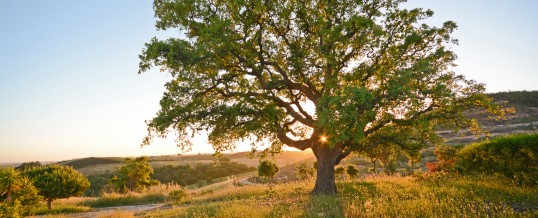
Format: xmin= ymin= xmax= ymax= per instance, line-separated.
xmin=457 ymin=133 xmax=538 ymax=186
xmin=258 ymin=160 xmax=279 ymax=180
xmin=295 ymin=163 xmax=315 ymax=180
xmin=0 ymin=200 xmax=23 ymax=218
xmin=81 ymin=193 xmax=166 ymax=208
xmin=334 ymin=167 xmax=346 ymax=179
xmin=346 ymin=165 xmax=359 ymax=178
xmin=31 ymin=205 xmax=91 ymax=215
xmin=169 ymin=189 xmax=189 ymax=204
xmin=426 ymin=145 xmax=461 ymax=173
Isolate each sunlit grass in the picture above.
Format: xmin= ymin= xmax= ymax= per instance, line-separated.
xmin=96 ymin=210 xmax=135 ymax=218
xmin=144 ymin=174 xmax=538 ymax=218
xmin=31 ymin=205 xmax=91 ymax=216
xmin=81 ymin=184 xmax=184 ymax=208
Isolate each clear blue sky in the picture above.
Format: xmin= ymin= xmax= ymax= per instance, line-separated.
xmin=1 ymin=0 xmax=537 ymax=162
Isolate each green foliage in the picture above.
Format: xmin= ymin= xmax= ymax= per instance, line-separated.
xmin=12 ymin=176 xmax=41 ymax=214
xmin=140 ymin=0 xmax=508 ymax=194
xmin=110 ymin=157 xmax=159 ymax=193
xmin=169 ymin=189 xmax=188 ymax=205
xmin=345 ymin=165 xmax=359 ymax=178
xmin=488 ymin=90 xmax=538 ymax=107
xmin=258 ymin=160 xmax=279 ymax=180
xmin=24 ymin=165 xmax=90 ymax=209
xmin=334 ymin=166 xmax=346 ymax=179
xmin=85 ymin=173 xmax=114 ymax=196
xmin=457 ymin=133 xmax=538 ymax=186
xmin=152 ymin=160 xmax=254 ymax=186
xmin=14 ymin=161 xmax=41 ymax=171
xmin=426 ymin=145 xmax=461 ymax=173
xmin=295 ymin=163 xmax=315 ymax=181
xmin=358 ymin=126 xmax=438 ymax=175
xmin=0 ymin=200 xmax=22 ymax=218
xmin=0 ymin=168 xmax=41 ymax=216
xmin=0 ymin=168 xmax=22 ymax=203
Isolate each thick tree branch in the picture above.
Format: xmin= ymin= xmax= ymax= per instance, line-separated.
xmin=275 ymin=124 xmax=314 ymax=150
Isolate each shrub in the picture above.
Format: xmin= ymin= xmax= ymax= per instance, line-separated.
xmin=426 ymin=145 xmax=461 ymax=173
xmin=334 ymin=167 xmax=346 ymax=179
xmin=457 ymin=133 xmax=538 ymax=186
xmin=23 ymin=165 xmax=90 ymax=209
xmin=257 ymin=160 xmax=279 ymax=180
xmin=345 ymin=165 xmax=359 ymax=178
xmin=295 ymin=163 xmax=315 ymax=180
xmin=0 ymin=200 xmax=23 ymax=218
xmin=110 ymin=157 xmax=159 ymax=193
xmin=169 ymin=189 xmax=189 ymax=204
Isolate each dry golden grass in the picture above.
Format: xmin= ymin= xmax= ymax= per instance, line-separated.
xmin=81 ymin=183 xmax=185 ymax=208
xmin=96 ymin=210 xmax=135 ymax=218
xmin=145 ymin=174 xmax=538 ymax=218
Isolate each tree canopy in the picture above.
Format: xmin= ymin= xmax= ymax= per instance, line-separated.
xmin=258 ymin=160 xmax=280 ymax=180
xmin=140 ymin=0 xmax=507 ymax=194
xmin=24 ymin=165 xmax=89 ymax=209
xmin=109 ymin=157 xmax=159 ymax=193
xmin=0 ymin=168 xmax=42 ymax=217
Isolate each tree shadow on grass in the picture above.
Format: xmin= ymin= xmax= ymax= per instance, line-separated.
xmin=302 ymin=194 xmax=345 ymax=218
xmin=266 ymin=181 xmax=379 ymax=218
xmin=338 ymin=181 xmax=379 ymax=200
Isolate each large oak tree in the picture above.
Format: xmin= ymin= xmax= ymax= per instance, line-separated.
xmin=139 ymin=0 xmax=506 ymax=194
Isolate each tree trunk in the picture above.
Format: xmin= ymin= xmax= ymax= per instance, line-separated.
xmin=312 ymin=144 xmax=342 ymax=195
xmin=5 ymin=190 xmax=12 ymax=203
xmin=47 ymin=199 xmax=53 ymax=210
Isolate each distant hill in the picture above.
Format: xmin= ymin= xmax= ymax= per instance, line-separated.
xmin=440 ymin=90 xmax=538 ymax=144
xmin=51 ymin=151 xmax=314 ymax=176
xmin=488 ymin=90 xmax=538 ymax=107
xmin=58 ymin=157 xmax=123 ymax=169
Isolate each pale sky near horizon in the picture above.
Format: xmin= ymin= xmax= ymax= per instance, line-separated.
xmin=1 ymin=1 xmax=537 ymax=163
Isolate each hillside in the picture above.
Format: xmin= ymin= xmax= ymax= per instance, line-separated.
xmin=58 ymin=151 xmax=313 ymax=177
xmin=440 ymin=91 xmax=538 ymax=144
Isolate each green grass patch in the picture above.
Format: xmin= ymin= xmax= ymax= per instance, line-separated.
xmin=81 ymin=193 xmax=167 ymax=208
xmin=30 ymin=205 xmax=91 ymax=216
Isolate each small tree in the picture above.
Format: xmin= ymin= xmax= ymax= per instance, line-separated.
xmin=0 ymin=168 xmax=22 ymax=203
xmin=140 ymin=0 xmax=509 ymax=194
xmin=0 ymin=168 xmax=41 ymax=217
xmin=295 ymin=162 xmax=315 ymax=181
xmin=110 ymin=157 xmax=159 ymax=193
xmin=426 ymin=145 xmax=461 ymax=173
xmin=24 ymin=165 xmax=89 ymax=209
xmin=13 ymin=176 xmax=41 ymax=213
xmin=14 ymin=162 xmax=42 ymax=171
xmin=334 ymin=166 xmax=346 ymax=179
xmin=346 ymin=165 xmax=359 ymax=178
xmin=258 ymin=160 xmax=279 ymax=180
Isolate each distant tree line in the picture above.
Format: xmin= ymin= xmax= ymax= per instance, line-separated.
xmin=488 ymin=90 xmax=538 ymax=107
xmin=83 ymin=157 xmax=255 ymax=196
xmin=152 ymin=158 xmax=255 ymax=186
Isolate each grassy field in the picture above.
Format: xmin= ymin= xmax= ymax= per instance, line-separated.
xmin=142 ymin=175 xmax=537 ymax=218
xmin=21 ymin=174 xmax=537 ymax=217
xmin=70 ymin=151 xmax=314 ymax=176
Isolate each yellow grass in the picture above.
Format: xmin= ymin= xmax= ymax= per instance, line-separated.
xmin=96 ymin=210 xmax=135 ymax=218
xmin=144 ymin=174 xmax=538 ymax=218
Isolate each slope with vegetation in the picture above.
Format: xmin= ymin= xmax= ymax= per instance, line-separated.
xmin=440 ymin=91 xmax=538 ymax=144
